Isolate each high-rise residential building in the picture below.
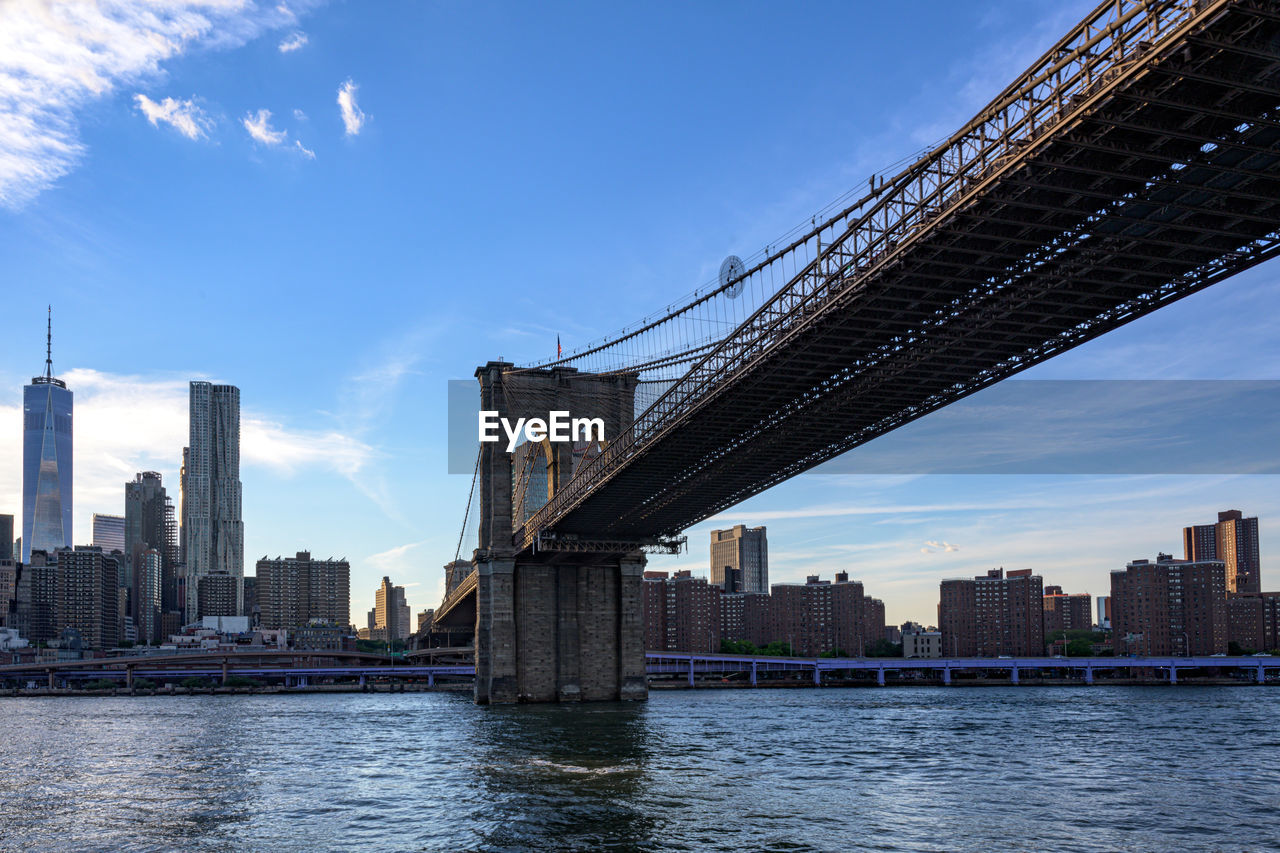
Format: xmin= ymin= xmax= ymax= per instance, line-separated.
xmin=1043 ymin=587 xmax=1093 ymax=637
xmin=125 ymin=472 xmax=178 ymax=625
xmin=134 ymin=549 xmax=161 ymax=644
xmin=642 ymin=571 xmax=721 ymax=654
xmin=1225 ymin=593 xmax=1280 ymax=653
xmin=54 ymin=546 xmax=121 ymax=650
xmin=1183 ymin=509 xmax=1262 ymax=594
xmin=12 ymin=550 xmax=57 ymax=643
xmin=0 ymin=558 xmax=17 ymax=629
xmin=1111 ymin=553 xmax=1227 ymax=656
xmin=373 ymin=576 xmax=410 ymax=641
xmin=92 ymin=514 xmax=125 ymax=554
xmin=256 ymin=552 xmax=351 ymax=630
xmin=939 ymin=568 xmax=1044 ymax=657
xmin=22 ymin=312 xmax=73 ymax=562
xmin=0 ymin=514 xmax=14 ymax=561
xmin=183 ymin=382 xmax=244 ymax=619
xmin=863 ymin=595 xmax=886 ymax=650
xmin=710 ymin=525 xmax=768 ymax=594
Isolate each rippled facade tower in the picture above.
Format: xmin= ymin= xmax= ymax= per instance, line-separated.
xmin=22 ymin=314 xmax=72 ymax=562
xmin=183 ymin=382 xmax=243 ymax=618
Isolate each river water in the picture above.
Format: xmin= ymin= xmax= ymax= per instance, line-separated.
xmin=1 ymin=686 xmax=1277 ymax=852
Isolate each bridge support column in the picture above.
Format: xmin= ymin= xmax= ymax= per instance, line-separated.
xmin=1258 ymin=665 xmax=1267 ymax=685
xmin=475 ymin=559 xmax=517 ymax=704
xmin=1010 ymin=666 xmax=1019 ymax=685
xmin=877 ymin=668 xmax=885 ymax=686
xmin=1168 ymin=665 xmax=1178 ymax=685
xmin=221 ymin=660 xmax=228 ymax=686
xmin=1084 ymin=665 xmax=1094 ymax=685
xmin=813 ymin=666 xmax=821 ymax=686
xmin=47 ymin=670 xmax=53 ymax=689
xmin=476 ymin=552 xmax=647 ymax=704
xmin=125 ymin=667 xmax=133 ymax=689
xmin=688 ymin=657 xmax=695 ymax=687
xmin=942 ymin=667 xmax=951 ymax=686
xmin=750 ymin=662 xmax=758 ymax=686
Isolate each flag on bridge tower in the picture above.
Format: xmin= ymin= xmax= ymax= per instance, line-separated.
xmin=557 ymin=335 xmax=562 ymax=359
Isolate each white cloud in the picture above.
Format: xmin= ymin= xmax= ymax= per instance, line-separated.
xmin=134 ymin=94 xmax=212 ymax=140
xmin=336 ymin=79 xmax=365 ymax=136
xmin=294 ymin=139 xmax=315 ymax=159
xmin=293 ymin=108 xmax=308 ymax=121
xmin=278 ymin=31 xmax=308 ymax=53
xmin=243 ymin=108 xmax=287 ymax=145
xmin=0 ymin=369 xmax=372 ymax=549
xmin=0 ymin=0 xmax=301 ymax=208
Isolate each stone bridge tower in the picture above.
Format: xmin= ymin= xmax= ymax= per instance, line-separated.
xmin=473 ymin=361 xmax=646 ymax=703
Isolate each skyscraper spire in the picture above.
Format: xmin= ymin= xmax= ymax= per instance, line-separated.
xmin=45 ymin=305 xmax=52 ymax=380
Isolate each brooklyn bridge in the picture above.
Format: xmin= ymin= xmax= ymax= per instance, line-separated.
xmin=426 ymin=0 xmax=1280 ymax=703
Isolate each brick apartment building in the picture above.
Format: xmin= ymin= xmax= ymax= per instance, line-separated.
xmin=1110 ymin=554 xmax=1227 ymax=656
xmin=642 ymin=571 xmax=879 ymax=655
xmin=939 ymin=568 xmax=1044 ymax=657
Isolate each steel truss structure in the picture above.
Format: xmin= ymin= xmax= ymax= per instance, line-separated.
xmin=511 ymin=0 xmax=1280 ymax=548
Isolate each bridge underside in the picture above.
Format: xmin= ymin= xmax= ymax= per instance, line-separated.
xmin=538 ymin=1 xmax=1280 ymax=541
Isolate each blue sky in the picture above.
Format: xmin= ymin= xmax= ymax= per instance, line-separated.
xmin=1 ymin=0 xmax=1276 ymax=626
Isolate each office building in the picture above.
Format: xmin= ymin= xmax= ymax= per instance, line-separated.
xmin=710 ymin=525 xmax=768 ymax=593
xmin=54 ymin=547 xmax=120 ymax=651
xmin=183 ymin=382 xmax=244 ymax=618
xmin=1110 ymin=553 xmax=1227 ymax=656
xmin=256 ymin=552 xmax=351 ymax=630
xmin=1096 ymin=596 xmax=1111 ymax=630
xmin=0 ymin=514 xmax=12 ymax=561
xmin=22 ymin=312 xmax=73 ymax=562
xmin=92 ymin=514 xmax=125 ymax=554
xmin=939 ymin=568 xmax=1044 ymax=657
xmin=1183 ymin=509 xmax=1261 ymax=594
xmin=373 ymin=576 xmax=410 ymax=641
xmin=125 ymin=472 xmax=178 ymax=622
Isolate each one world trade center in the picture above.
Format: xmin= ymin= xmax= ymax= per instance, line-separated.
xmin=22 ymin=309 xmax=72 ymax=562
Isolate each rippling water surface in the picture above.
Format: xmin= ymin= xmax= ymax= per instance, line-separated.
xmin=1 ymin=686 xmax=1278 ymax=851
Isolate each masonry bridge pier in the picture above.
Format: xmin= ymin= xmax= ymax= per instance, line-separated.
xmin=465 ymin=363 xmax=675 ymax=704
xmin=433 ymin=0 xmax=1280 ymax=704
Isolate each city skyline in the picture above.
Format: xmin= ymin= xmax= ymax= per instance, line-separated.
xmin=1 ymin=0 xmax=1277 ymax=626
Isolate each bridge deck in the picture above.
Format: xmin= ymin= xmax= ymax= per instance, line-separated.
xmin=524 ymin=0 xmax=1280 ymax=543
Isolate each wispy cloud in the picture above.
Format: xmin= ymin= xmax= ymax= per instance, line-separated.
xmin=337 ymin=79 xmax=366 ymax=136
xmin=294 ymin=139 xmax=316 ymax=159
xmin=133 ymin=94 xmax=212 ymax=140
xmin=278 ymin=31 xmax=309 ymax=53
xmin=921 ymin=540 xmax=960 ymax=554
xmin=0 ymin=1 xmax=301 ymax=208
xmin=243 ymin=108 xmax=287 ymax=146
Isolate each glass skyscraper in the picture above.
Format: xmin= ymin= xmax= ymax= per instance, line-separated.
xmin=22 ymin=313 xmax=72 ymax=562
